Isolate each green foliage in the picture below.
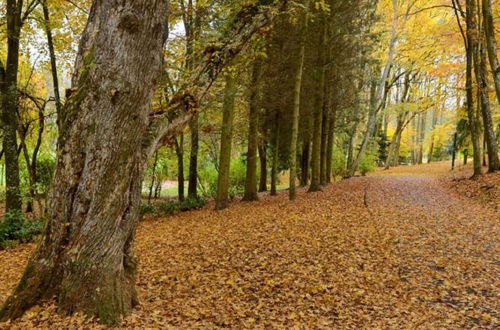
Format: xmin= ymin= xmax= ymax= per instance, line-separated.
xmin=156 ymin=201 xmax=179 ymax=216
xmin=140 ymin=196 xmax=206 ymax=220
xmin=0 ymin=210 xmax=44 ymax=249
xmin=359 ymin=141 xmax=379 ymax=176
xmin=331 ymin=147 xmax=347 ymax=178
xmin=179 ymin=196 xmax=206 ymax=212
xmin=199 ymin=158 xmax=247 ymax=199
xmin=140 ymin=203 xmax=155 ymax=215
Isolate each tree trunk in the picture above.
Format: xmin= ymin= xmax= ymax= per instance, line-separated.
xmin=42 ymin=0 xmax=62 ymax=125
xmin=465 ymin=0 xmax=483 ymax=178
xmin=0 ymin=0 xmax=288 ymax=324
xmin=148 ymin=151 xmax=159 ymax=203
xmin=482 ymin=0 xmax=500 ymax=105
xmin=320 ymin=85 xmax=330 ymax=185
xmin=289 ymin=1 xmax=309 ymax=200
xmin=300 ymin=141 xmax=310 ymax=187
xmin=176 ymin=134 xmax=185 ymax=202
xmin=270 ymin=113 xmax=280 ymax=196
xmin=475 ymin=37 xmax=500 ymax=172
xmin=242 ymin=59 xmax=262 ymax=202
xmin=309 ymin=13 xmax=327 ymax=192
xmin=1 ymin=0 xmax=23 ymax=212
xmin=258 ymin=142 xmax=267 ymax=192
xmin=215 ymin=73 xmax=236 ymax=210
xmin=188 ymin=113 xmax=199 ymax=198
xmin=0 ymin=0 xmax=169 ymax=323
xmin=349 ymin=0 xmax=399 ymax=176
xmin=326 ymin=105 xmax=336 ymax=183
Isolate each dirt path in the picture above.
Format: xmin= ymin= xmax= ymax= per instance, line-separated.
xmin=0 ymin=163 xmax=498 ymax=328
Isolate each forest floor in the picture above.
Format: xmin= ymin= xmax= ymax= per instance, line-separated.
xmin=0 ymin=162 xmax=498 ymax=329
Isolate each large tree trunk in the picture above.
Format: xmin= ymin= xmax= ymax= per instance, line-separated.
xmin=325 ymin=105 xmax=336 ymax=183
xmin=1 ymin=0 xmax=23 ymax=212
xmin=289 ymin=1 xmax=309 ymax=200
xmin=0 ymin=0 xmax=169 ymax=323
xmin=0 ymin=0 xmax=286 ymax=324
xmin=215 ymin=73 xmax=236 ymax=210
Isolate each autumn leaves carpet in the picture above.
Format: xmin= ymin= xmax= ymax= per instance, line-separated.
xmin=0 ymin=163 xmax=498 ymax=328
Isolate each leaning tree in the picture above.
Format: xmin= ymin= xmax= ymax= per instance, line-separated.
xmin=0 ymin=0 xmax=286 ymax=324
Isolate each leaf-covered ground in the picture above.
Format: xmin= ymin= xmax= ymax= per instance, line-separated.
xmin=0 ymin=163 xmax=498 ymax=328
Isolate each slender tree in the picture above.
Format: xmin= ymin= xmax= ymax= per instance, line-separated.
xmin=290 ymin=1 xmax=309 ymax=200
xmin=242 ymin=58 xmax=262 ymax=201
xmin=215 ymin=73 xmax=237 ymax=210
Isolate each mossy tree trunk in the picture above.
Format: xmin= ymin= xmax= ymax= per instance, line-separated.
xmin=0 ymin=0 xmax=287 ymax=324
xmin=215 ymin=73 xmax=237 ymax=210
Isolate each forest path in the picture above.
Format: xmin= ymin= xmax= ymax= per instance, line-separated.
xmin=0 ymin=163 xmax=498 ymax=328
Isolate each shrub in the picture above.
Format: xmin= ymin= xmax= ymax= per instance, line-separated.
xmin=179 ymin=196 xmax=206 ymax=212
xmin=0 ymin=210 xmax=44 ymax=249
xmin=359 ymin=141 xmax=379 ymax=176
xmin=140 ymin=203 xmax=155 ymax=215
xmin=155 ymin=201 xmax=179 ymax=216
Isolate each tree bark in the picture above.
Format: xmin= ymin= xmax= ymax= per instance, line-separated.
xmin=270 ymin=112 xmax=280 ymax=196
xmin=482 ymin=0 xmax=500 ymax=105
xmin=215 ymin=73 xmax=236 ymax=210
xmin=289 ymin=1 xmax=309 ymax=200
xmin=1 ymin=0 xmax=24 ymax=212
xmin=0 ymin=0 xmax=169 ymax=323
xmin=465 ymin=0 xmax=483 ymax=178
xmin=309 ymin=13 xmax=327 ymax=192
xmin=474 ymin=36 xmax=500 ymax=172
xmin=0 ymin=0 xmax=287 ymax=323
xmin=176 ymin=134 xmax=185 ymax=202
xmin=41 ymin=0 xmax=62 ymax=125
xmin=242 ymin=59 xmax=262 ymax=202
xmin=258 ymin=142 xmax=267 ymax=192
xmin=188 ymin=113 xmax=199 ymax=198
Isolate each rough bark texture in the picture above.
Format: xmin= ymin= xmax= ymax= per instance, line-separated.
xmin=215 ymin=74 xmax=236 ymax=210
xmin=0 ymin=0 xmax=168 ymax=323
xmin=0 ymin=0 xmax=287 ymax=324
